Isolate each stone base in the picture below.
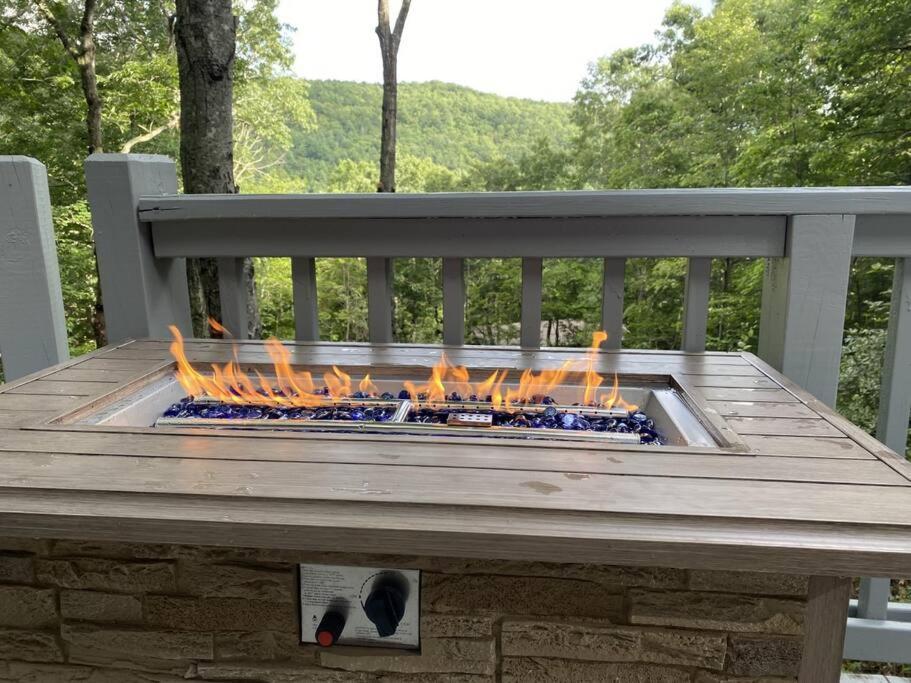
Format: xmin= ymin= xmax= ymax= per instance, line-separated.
xmin=0 ymin=537 xmax=809 ymax=681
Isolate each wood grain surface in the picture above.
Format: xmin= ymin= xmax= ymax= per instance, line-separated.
xmin=0 ymin=339 xmax=908 ymax=576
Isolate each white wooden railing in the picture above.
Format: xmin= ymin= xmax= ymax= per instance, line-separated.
xmin=1 ymin=152 xmax=910 ymax=665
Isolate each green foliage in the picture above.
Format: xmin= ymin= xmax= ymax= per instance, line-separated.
xmin=809 ymin=0 xmax=911 ymax=184
xmin=569 ymin=0 xmax=909 ymax=189
xmin=254 ymin=258 xmax=295 ymax=339
xmin=541 ymin=259 xmax=602 ymax=347
xmin=838 ymin=328 xmax=886 ymax=436
xmin=287 ymin=80 xmax=573 ymax=190
xmin=469 ymin=139 xmax=574 ymax=191
xmin=316 ymin=258 xmax=369 ymax=342
xmin=623 ymin=259 xmax=687 ymax=350
xmin=327 ymin=159 xmax=376 ymax=193
xmin=52 ymin=201 xmax=97 ymax=356
xmin=394 ymin=259 xmax=442 ymax=343
xmin=0 ymin=19 xmax=87 ymax=202
xmin=464 ymin=259 xmax=522 ymax=345
xmin=235 ymin=76 xmax=316 ymax=187
xmin=0 ymin=0 xmax=313 ymax=354
xmin=706 ymin=259 xmax=764 ymax=352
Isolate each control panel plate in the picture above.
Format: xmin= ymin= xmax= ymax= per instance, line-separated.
xmin=299 ymin=563 xmax=421 ymax=649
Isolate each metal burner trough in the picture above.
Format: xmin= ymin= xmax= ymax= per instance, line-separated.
xmin=64 ymin=366 xmax=730 ymax=448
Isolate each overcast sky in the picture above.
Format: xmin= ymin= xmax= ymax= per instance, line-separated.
xmin=275 ymin=0 xmax=714 ymax=103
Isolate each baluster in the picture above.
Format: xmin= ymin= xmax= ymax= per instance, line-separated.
xmin=857 ymin=577 xmax=891 ymax=620
xmin=366 ymin=257 xmax=394 ymax=343
xmin=758 ymin=214 xmax=855 ymax=406
xmin=601 ymin=258 xmax=625 ymax=350
xmin=292 ymin=257 xmax=320 ymax=341
xmin=84 ymin=153 xmax=191 ymax=344
xmin=876 ymin=257 xmax=911 ymax=455
xmin=682 ymin=257 xmax=712 ymax=352
xmin=442 ymin=257 xmax=465 ymax=346
xmin=0 ymin=156 xmax=69 ymax=379
xmin=520 ymin=257 xmax=542 ymax=348
xmin=216 ymin=257 xmax=248 ymax=339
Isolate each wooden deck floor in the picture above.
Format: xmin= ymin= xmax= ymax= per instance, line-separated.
xmin=0 ymin=339 xmax=909 ymax=576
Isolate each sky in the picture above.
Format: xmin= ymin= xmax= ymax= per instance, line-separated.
xmin=275 ymin=0 xmax=714 ymax=103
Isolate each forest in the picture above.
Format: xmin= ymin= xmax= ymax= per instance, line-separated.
xmin=0 ymin=0 xmax=909 ymax=457
xmin=287 ymin=80 xmax=574 ymax=190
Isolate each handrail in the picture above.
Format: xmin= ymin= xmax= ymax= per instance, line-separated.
xmin=136 ymin=187 xmax=911 ymax=219
xmin=146 ymin=215 xmax=787 ymax=258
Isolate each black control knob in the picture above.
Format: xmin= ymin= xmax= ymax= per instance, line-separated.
xmin=363 ymin=574 xmax=408 ymax=637
xmin=315 ymin=610 xmax=345 ymax=647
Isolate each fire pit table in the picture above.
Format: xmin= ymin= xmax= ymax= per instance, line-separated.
xmin=0 ymin=337 xmax=909 ymax=682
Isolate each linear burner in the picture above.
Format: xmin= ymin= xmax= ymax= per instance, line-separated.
xmin=67 ymin=367 xmax=728 ymax=449
xmin=154 ymin=388 xmax=662 ymax=445
xmin=68 ymin=327 xmax=731 ymax=448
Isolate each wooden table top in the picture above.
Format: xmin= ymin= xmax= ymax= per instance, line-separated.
xmin=1 ymin=339 xmax=909 ymax=577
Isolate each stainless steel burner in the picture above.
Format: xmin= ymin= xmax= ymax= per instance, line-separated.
xmin=69 ymin=370 xmax=724 ymax=448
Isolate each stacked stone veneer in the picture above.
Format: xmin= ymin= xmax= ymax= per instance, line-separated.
xmin=0 ymin=537 xmax=808 ymax=682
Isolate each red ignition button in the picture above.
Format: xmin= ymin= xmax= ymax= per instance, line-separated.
xmin=316 ymin=610 xmax=345 ymax=647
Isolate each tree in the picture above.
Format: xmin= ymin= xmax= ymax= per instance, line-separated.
xmin=810 ymin=0 xmax=911 ymax=184
xmin=30 ymin=0 xmax=109 ymax=346
xmin=4 ymin=0 xmax=305 ymax=345
xmin=33 ymin=0 xmax=102 ymax=154
xmin=375 ymin=0 xmax=411 ymax=192
xmin=2 ymin=0 xmax=311 ymax=351
xmin=175 ymin=0 xmax=260 ymax=338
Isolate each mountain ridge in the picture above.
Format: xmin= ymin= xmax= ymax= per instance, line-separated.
xmin=286 ymin=79 xmax=575 ymax=190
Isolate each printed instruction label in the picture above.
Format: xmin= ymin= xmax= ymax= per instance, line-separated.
xmin=299 ymin=563 xmax=420 ymax=649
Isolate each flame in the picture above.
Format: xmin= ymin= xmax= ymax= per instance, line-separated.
xmin=583 ymin=330 xmax=607 ymax=407
xmin=359 ymin=374 xmax=378 ymax=394
xmin=170 ymin=324 xmax=637 ymax=412
xmin=208 ymin=317 xmax=232 ymax=338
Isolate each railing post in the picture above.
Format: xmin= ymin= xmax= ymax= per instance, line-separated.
xmin=876 ymin=257 xmax=911 ymax=455
xmin=216 ymin=258 xmax=249 ymax=339
xmin=442 ymin=257 xmax=465 ymax=345
xmin=520 ymin=257 xmax=543 ymax=348
xmin=85 ymin=154 xmax=191 ymax=343
xmin=758 ymin=214 xmax=855 ymax=406
xmin=0 ymin=156 xmax=69 ymax=379
xmin=601 ymin=258 xmax=625 ymax=349
xmin=366 ymin=257 xmax=394 ymax=343
xmin=681 ymin=257 xmax=712 ymax=352
xmin=292 ymin=257 xmax=320 ymax=341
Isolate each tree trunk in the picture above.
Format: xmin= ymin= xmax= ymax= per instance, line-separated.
xmin=36 ymin=0 xmax=102 ymax=154
xmin=175 ymin=0 xmax=261 ymax=338
xmin=76 ymin=38 xmax=102 ymax=153
xmin=75 ymin=5 xmax=105 ymax=343
xmin=378 ymin=50 xmax=398 ymax=192
xmin=375 ymin=0 xmax=411 ymax=193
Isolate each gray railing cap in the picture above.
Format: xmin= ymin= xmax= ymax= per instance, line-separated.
xmin=86 ymin=152 xmax=174 ymax=164
xmin=137 ymin=187 xmax=911 ymax=221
